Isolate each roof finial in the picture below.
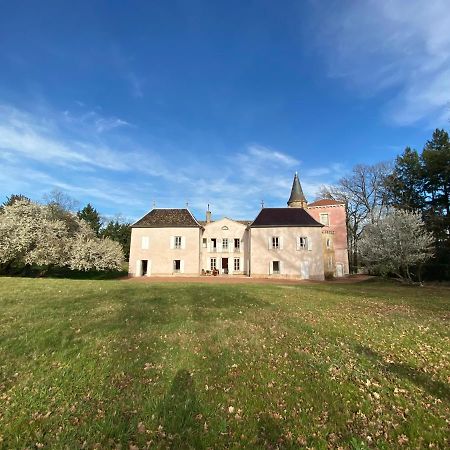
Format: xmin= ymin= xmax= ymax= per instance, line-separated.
xmin=152 ymin=200 xmax=156 ymax=208
xmin=185 ymin=201 xmax=189 ymax=208
xmin=207 ymin=203 xmax=210 ymax=212
xmin=261 ymin=199 xmax=264 ymax=209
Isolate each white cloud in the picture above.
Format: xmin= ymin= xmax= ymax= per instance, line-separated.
xmin=0 ymin=105 xmax=130 ymax=171
xmin=127 ymin=72 xmax=144 ymax=98
xmin=0 ymin=102 xmax=347 ymax=219
xmin=314 ymin=0 xmax=450 ymax=126
xmin=247 ymin=144 xmax=299 ymax=166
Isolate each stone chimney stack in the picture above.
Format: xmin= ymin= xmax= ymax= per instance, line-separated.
xmin=206 ymin=204 xmax=211 ymax=223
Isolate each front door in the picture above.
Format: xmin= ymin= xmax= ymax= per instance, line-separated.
xmin=300 ymin=260 xmax=310 ymax=279
xmin=221 ymin=258 xmax=229 ymax=274
xmin=336 ymin=263 xmax=344 ymax=277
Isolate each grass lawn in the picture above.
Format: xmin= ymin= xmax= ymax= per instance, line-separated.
xmin=0 ymin=278 xmax=449 ymax=449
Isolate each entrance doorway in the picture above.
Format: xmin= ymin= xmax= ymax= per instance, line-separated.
xmin=142 ymin=260 xmax=148 ymax=276
xmin=336 ymin=263 xmax=344 ymax=277
xmin=136 ymin=260 xmax=151 ymax=276
xmin=221 ymin=258 xmax=229 ymax=274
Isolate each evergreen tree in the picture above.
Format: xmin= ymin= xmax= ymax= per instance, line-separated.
xmin=385 ymin=128 xmax=450 ymax=279
xmin=77 ymin=203 xmax=102 ymax=235
xmin=422 ymin=129 xmax=450 ymax=221
xmin=385 ymin=147 xmax=425 ymax=211
xmin=101 ymin=220 xmax=131 ymax=260
xmin=1 ymin=194 xmax=31 ymax=209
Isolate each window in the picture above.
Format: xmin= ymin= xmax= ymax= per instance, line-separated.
xmin=272 ymin=236 xmax=280 ymax=249
xmin=222 ymin=238 xmax=228 ymax=251
xmin=234 ymin=238 xmax=240 ymax=252
xmin=211 ymin=238 xmax=217 ymax=252
xmin=210 ymin=258 xmax=217 ymax=270
xmin=202 ymin=238 xmax=207 ymax=248
xmin=273 ymin=261 xmax=280 ymax=274
xmin=320 ymin=213 xmax=330 ymax=226
xmin=173 ymin=260 xmax=181 ymax=272
xmin=298 ymin=236 xmax=307 ymax=249
xmin=234 ymin=258 xmax=240 ymax=271
xmin=328 ymin=256 xmax=333 ymax=270
xmin=141 ymin=236 xmax=149 ymax=250
xmin=174 ymin=236 xmax=182 ymax=249
xmin=326 ymin=237 xmax=331 ymax=249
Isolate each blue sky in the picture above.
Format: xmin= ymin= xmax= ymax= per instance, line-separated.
xmin=1 ymin=1 xmax=449 ymax=221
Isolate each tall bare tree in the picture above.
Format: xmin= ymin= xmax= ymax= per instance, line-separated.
xmin=317 ymin=162 xmax=391 ymax=272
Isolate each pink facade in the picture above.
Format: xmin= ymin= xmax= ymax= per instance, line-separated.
xmin=307 ymin=200 xmax=349 ymax=276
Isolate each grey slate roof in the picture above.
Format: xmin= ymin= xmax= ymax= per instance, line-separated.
xmin=132 ymin=208 xmax=201 ymax=228
xmin=251 ymin=208 xmax=323 ymax=227
xmin=287 ymin=173 xmax=307 ymax=205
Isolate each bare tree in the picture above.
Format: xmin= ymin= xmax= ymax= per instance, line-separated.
xmin=317 ymin=162 xmax=391 ymax=272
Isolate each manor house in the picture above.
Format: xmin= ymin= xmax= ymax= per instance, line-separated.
xmin=129 ymin=174 xmax=349 ymax=279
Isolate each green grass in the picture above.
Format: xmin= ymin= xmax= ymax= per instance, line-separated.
xmin=0 ymin=278 xmax=448 ymax=449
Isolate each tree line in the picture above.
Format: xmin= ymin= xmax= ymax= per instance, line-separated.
xmin=0 ymin=191 xmax=131 ymax=275
xmin=317 ymin=128 xmax=449 ymax=281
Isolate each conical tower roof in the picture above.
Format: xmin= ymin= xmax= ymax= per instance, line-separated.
xmin=287 ymin=172 xmax=307 ymax=207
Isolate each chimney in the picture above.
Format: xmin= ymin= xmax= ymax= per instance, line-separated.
xmin=206 ymin=204 xmax=211 ymax=223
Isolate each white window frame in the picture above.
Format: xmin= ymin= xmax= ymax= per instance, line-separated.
xmin=202 ymin=238 xmax=207 ymax=248
xmin=272 ymin=236 xmax=280 ymax=249
xmin=141 ymin=236 xmax=149 ymax=250
xmin=297 ymin=236 xmax=307 ymax=250
xmin=222 ymin=238 xmax=228 ymax=251
xmin=272 ymin=260 xmax=280 ymax=274
xmin=174 ymin=236 xmax=182 ymax=249
xmin=210 ymin=258 xmax=217 ymax=271
xmin=173 ymin=259 xmax=181 ymax=273
xmin=234 ymin=238 xmax=240 ymax=252
xmin=320 ymin=213 xmax=330 ymax=226
xmin=234 ymin=258 xmax=240 ymax=271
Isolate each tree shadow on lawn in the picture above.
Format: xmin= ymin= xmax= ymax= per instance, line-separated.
xmin=0 ymin=265 xmax=128 ymax=280
xmin=155 ymin=368 xmax=205 ymax=449
xmin=355 ymin=344 xmax=450 ymax=402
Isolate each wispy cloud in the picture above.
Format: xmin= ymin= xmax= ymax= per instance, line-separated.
xmin=0 ymin=105 xmax=129 ymax=171
xmin=247 ymin=144 xmax=299 ymax=166
xmin=313 ymin=0 xmax=450 ymax=126
xmin=0 ymin=102 xmax=346 ymax=219
xmin=126 ymin=72 xmax=144 ymax=98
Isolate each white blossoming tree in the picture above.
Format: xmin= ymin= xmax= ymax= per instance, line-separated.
xmin=0 ymin=199 xmax=124 ymax=273
xmin=68 ymin=221 xmax=124 ymax=271
xmin=359 ymin=209 xmax=434 ymax=282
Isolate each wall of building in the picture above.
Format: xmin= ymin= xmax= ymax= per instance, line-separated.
xmin=307 ymin=204 xmax=349 ymax=276
xmin=129 ymin=227 xmax=201 ymax=276
xmin=200 ymin=218 xmax=250 ymax=275
xmin=250 ymin=226 xmax=325 ymax=280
